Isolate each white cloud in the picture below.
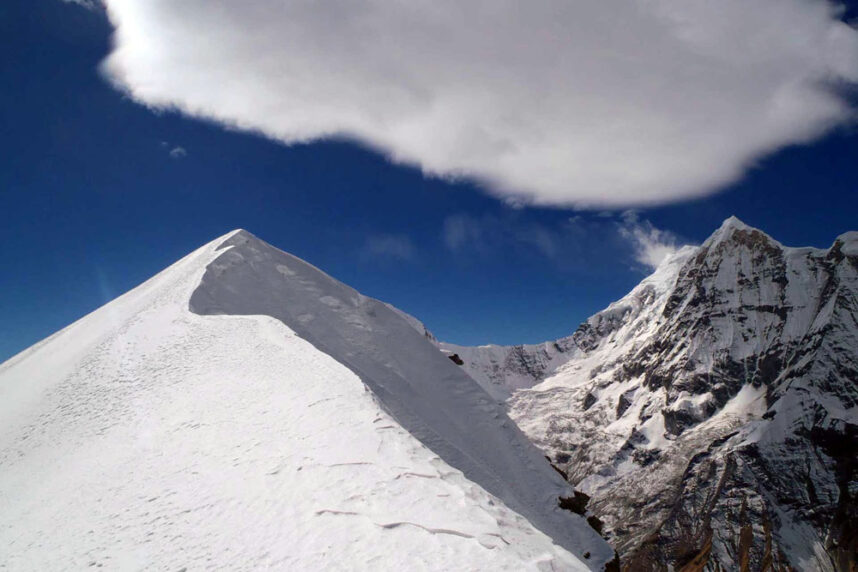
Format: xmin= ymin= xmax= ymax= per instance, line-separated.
xmin=361 ymin=234 xmax=416 ymax=262
xmin=98 ymin=0 xmax=858 ymax=207
xmin=618 ymin=212 xmax=684 ymax=270
xmin=169 ymin=146 xmax=187 ymax=159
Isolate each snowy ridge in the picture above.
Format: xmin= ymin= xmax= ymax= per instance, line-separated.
xmin=190 ymin=230 xmax=613 ymax=567
xmin=502 ymin=218 xmax=858 ymax=570
xmin=0 ymin=230 xmax=612 ymax=570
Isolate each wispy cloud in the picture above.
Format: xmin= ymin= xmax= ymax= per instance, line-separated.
xmin=98 ymin=0 xmax=858 ymax=207
xmin=442 ymin=215 xmax=485 ymax=254
xmin=360 ymin=234 xmax=416 ymax=263
xmin=443 ymin=211 xmax=690 ymax=273
xmin=159 ymin=141 xmax=188 ymax=159
xmin=169 ymin=146 xmax=187 ymax=159
xmin=442 ymin=214 xmax=558 ymax=260
xmin=617 ymin=212 xmax=684 ymax=271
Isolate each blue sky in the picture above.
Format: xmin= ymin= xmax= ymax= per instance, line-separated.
xmin=1 ymin=0 xmax=857 ymax=362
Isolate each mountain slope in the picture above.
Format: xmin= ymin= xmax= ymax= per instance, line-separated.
xmin=497 ymin=218 xmax=858 ymax=570
xmin=439 ymin=247 xmax=696 ymax=401
xmin=0 ymin=230 xmax=613 ymax=570
xmin=190 ymin=230 xmax=613 ymax=565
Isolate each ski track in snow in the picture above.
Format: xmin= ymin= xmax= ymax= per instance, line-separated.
xmin=0 ymin=233 xmax=588 ymax=571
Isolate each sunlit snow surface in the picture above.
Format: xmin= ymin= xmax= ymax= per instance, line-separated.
xmin=0 ymin=232 xmax=598 ymax=571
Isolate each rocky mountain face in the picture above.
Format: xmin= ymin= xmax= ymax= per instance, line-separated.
xmin=452 ymin=218 xmax=858 ymax=571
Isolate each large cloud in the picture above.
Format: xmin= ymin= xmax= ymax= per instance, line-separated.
xmin=98 ymin=0 xmax=858 ymax=207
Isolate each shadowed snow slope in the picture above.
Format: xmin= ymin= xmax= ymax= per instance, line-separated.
xmin=0 ymin=230 xmax=611 ymax=570
xmin=189 ymin=230 xmax=612 ymax=568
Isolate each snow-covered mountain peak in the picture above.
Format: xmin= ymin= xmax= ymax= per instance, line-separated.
xmin=701 ymin=215 xmax=782 ymax=254
xmin=500 ymin=221 xmax=858 ymax=570
xmin=441 ymin=217 xmax=856 ymax=569
xmin=214 ymin=227 xmax=253 ymax=245
xmin=0 ymin=230 xmax=614 ymax=570
xmin=719 ymin=214 xmax=751 ymax=231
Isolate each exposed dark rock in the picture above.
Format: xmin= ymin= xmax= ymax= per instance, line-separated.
xmin=587 ymin=515 xmax=604 ymax=535
xmin=662 ymin=407 xmax=698 ymax=436
xmin=558 ymin=491 xmax=590 ymax=515
xmin=583 ymin=392 xmax=598 ymax=410
xmin=616 ymin=390 xmax=635 ymax=418
xmin=632 ymin=448 xmax=660 ymax=467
